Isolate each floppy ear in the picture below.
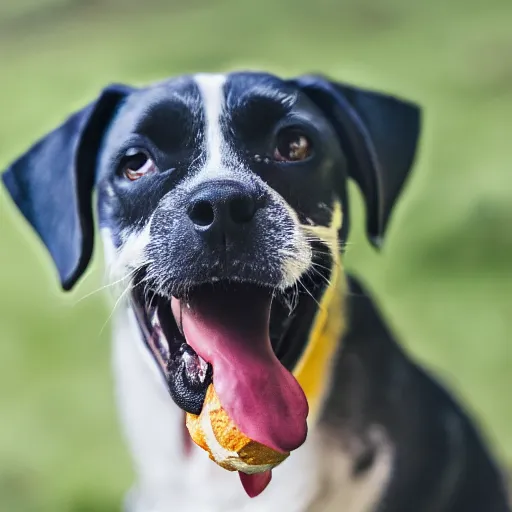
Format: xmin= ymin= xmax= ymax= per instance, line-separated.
xmin=290 ymin=75 xmax=421 ymax=247
xmin=2 ymin=84 xmax=133 ymax=290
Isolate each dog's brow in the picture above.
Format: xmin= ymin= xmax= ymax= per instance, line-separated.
xmin=241 ymin=84 xmax=297 ymax=107
xmin=134 ymin=99 xmax=199 ymax=148
xmin=233 ymin=95 xmax=291 ymax=122
xmin=234 ymin=90 xmax=296 ymax=113
xmin=228 ymin=92 xmax=296 ymax=142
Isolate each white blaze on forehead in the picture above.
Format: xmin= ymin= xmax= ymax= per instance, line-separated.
xmin=194 ymin=73 xmax=227 ymax=175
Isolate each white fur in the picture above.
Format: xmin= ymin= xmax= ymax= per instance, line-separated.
xmin=311 ymin=427 xmax=393 ymax=512
xmin=275 ymin=196 xmax=313 ymax=289
xmin=102 ymin=223 xmax=152 ymax=291
xmin=194 ymin=73 xmax=228 ymax=177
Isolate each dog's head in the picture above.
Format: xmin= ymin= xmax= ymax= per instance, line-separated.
xmin=2 ymin=72 xmax=420 ymax=457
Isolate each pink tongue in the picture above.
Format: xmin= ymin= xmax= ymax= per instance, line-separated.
xmin=239 ymin=470 xmax=272 ymax=498
xmin=174 ymin=286 xmax=308 ymax=454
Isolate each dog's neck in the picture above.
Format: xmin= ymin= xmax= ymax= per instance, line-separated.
xmin=293 ymin=256 xmax=347 ymax=425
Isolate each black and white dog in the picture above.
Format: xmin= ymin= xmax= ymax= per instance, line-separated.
xmin=2 ymin=72 xmax=510 ymax=511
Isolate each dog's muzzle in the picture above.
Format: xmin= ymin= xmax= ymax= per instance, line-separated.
xmin=145 ymin=178 xmax=310 ymax=295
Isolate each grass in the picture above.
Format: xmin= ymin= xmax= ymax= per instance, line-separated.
xmin=0 ymin=0 xmax=511 ymax=509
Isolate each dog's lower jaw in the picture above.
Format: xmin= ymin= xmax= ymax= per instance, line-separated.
xmin=112 ymin=304 xmax=323 ymax=512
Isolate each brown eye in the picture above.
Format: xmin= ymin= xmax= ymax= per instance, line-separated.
xmin=273 ymin=129 xmax=312 ymax=162
xmin=121 ymin=149 xmax=157 ymax=181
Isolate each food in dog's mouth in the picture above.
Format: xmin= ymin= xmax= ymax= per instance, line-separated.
xmin=131 ymin=282 xmax=310 ymax=497
xmin=186 ymin=383 xmax=290 ymax=497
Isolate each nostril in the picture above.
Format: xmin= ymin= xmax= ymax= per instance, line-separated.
xmin=229 ymin=196 xmax=256 ymax=224
xmin=188 ymin=200 xmax=215 ymax=227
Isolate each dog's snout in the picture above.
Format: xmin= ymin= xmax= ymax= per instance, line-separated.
xmin=187 ymin=180 xmax=261 ymax=237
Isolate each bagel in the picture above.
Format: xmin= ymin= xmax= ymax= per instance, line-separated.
xmin=186 ymin=384 xmax=289 ymax=473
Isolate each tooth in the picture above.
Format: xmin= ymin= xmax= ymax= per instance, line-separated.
xmin=177 ymin=301 xmax=185 ymax=336
xmin=156 ymin=330 xmax=169 ymax=358
xmin=181 ymin=349 xmax=211 ymax=386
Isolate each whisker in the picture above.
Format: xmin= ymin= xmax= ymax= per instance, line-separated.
xmin=72 ymin=268 xmax=139 ymax=307
xmin=310 ymin=258 xmax=340 ymax=272
xmin=296 ymin=276 xmax=323 ymax=310
xmin=308 ymin=262 xmax=331 ymax=284
xmin=98 ymin=280 xmax=133 ymax=337
xmin=305 ymin=266 xmax=334 ymax=290
xmin=278 ymin=281 xmax=300 ymax=314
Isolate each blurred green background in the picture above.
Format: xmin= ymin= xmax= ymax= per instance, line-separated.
xmin=0 ymin=0 xmax=510 ymax=510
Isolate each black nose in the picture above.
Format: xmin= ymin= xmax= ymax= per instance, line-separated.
xmin=187 ymin=180 xmax=261 ymax=238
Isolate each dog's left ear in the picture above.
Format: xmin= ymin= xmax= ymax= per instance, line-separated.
xmin=2 ymin=84 xmax=133 ymax=290
xmin=290 ymin=75 xmax=421 ymax=247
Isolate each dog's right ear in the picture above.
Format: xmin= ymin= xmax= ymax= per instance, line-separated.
xmin=289 ymin=75 xmax=421 ymax=248
xmin=2 ymin=84 xmax=133 ymax=290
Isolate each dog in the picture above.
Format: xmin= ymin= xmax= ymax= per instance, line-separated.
xmin=2 ymin=71 xmax=510 ymax=511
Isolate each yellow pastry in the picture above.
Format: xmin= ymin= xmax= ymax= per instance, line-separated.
xmin=186 ymin=384 xmax=289 ymax=474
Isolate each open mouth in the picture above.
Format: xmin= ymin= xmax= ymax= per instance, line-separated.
xmin=130 ymin=276 xmax=321 ymax=452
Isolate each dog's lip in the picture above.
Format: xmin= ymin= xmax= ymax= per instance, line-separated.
xmin=130 ymin=288 xmax=213 ymax=415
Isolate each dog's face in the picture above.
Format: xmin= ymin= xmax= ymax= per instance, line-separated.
xmin=2 ymin=71 xmax=420 ymax=457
